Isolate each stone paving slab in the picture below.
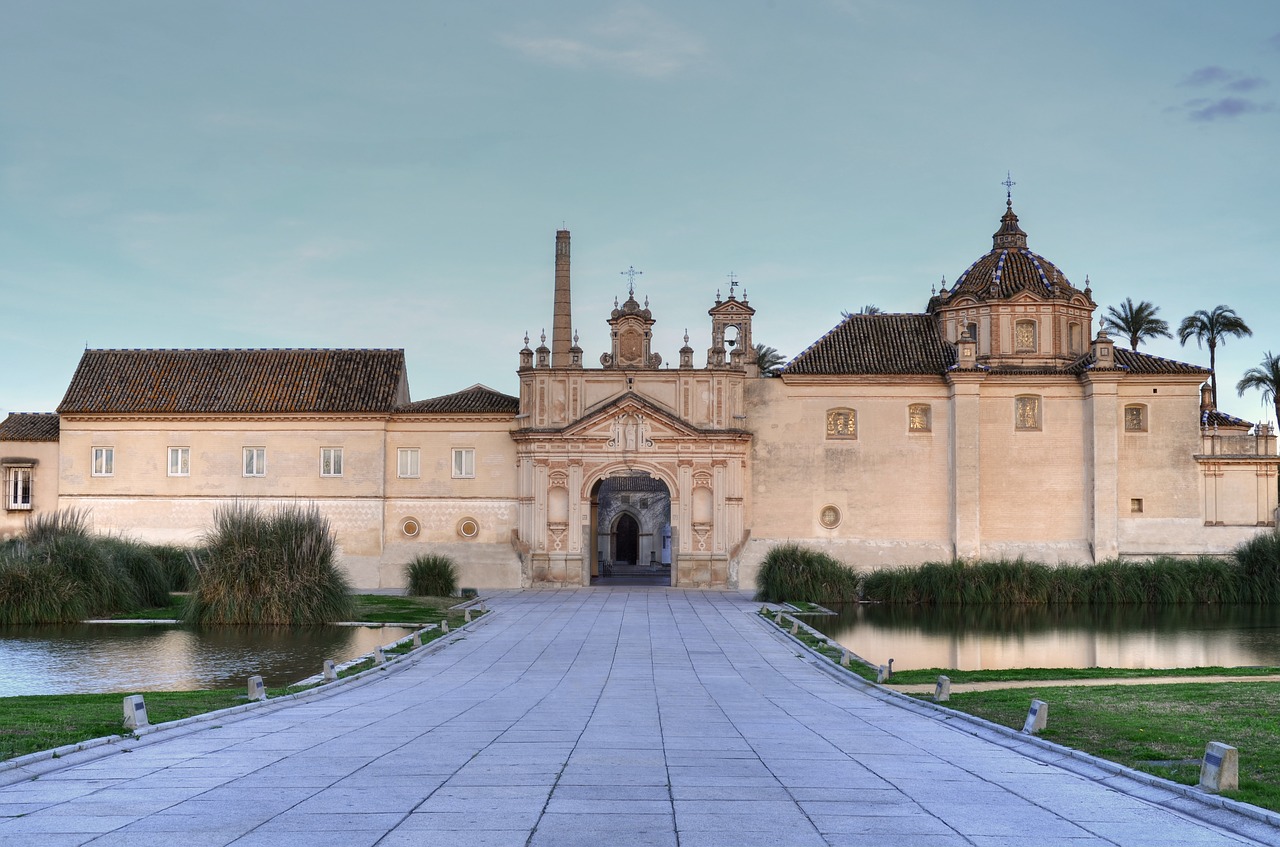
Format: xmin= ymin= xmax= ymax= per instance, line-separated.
xmin=0 ymin=588 xmax=1277 ymax=846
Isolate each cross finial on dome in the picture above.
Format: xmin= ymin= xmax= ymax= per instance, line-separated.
xmin=621 ymin=265 xmax=643 ymax=297
xmin=1003 ymin=172 xmax=1016 ymax=206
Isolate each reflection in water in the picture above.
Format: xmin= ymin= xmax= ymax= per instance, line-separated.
xmin=806 ymin=604 xmax=1280 ymax=671
xmin=0 ymin=624 xmax=417 ymax=696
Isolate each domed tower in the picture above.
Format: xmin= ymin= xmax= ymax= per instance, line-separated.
xmin=928 ymin=197 xmax=1096 ymax=367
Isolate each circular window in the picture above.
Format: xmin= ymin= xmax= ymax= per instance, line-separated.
xmin=401 ymin=517 xmax=420 ymax=538
xmin=457 ymin=517 xmax=480 ymax=539
xmin=819 ymin=505 xmax=842 ymax=529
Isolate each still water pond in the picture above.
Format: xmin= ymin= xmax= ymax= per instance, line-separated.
xmin=0 ymin=624 xmax=418 ymax=696
xmin=805 ymin=604 xmax=1280 ymax=672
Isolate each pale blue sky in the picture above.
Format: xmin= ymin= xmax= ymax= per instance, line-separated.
xmin=3 ymin=1 xmax=1278 ymax=421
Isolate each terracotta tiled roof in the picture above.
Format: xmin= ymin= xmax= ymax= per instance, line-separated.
xmin=946 ymin=202 xmax=1084 ymax=302
xmin=0 ymin=413 xmax=60 ymax=442
xmin=397 ymin=384 xmax=518 ymax=415
xmin=57 ymin=349 xmax=407 ymax=414
xmin=783 ymin=314 xmax=954 ymax=376
xmin=1062 ymin=348 xmax=1210 ymax=376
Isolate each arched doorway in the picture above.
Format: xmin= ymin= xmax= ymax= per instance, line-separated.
xmin=591 ymin=472 xmax=672 ymax=586
xmin=613 ymin=513 xmax=639 ymax=565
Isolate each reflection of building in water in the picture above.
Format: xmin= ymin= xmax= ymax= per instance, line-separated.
xmin=3 ymin=201 xmax=1278 ymax=590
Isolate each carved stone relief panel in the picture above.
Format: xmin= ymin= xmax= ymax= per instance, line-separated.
xmin=826 ymin=408 xmax=857 ymax=440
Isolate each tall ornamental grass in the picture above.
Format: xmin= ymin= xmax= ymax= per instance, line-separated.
xmin=0 ymin=509 xmax=197 ymax=623
xmin=755 ymin=543 xmax=860 ymax=604
xmin=406 ymin=554 xmax=459 ymax=597
xmin=186 ymin=503 xmax=354 ymax=626
xmin=861 ymin=531 xmax=1280 ymax=606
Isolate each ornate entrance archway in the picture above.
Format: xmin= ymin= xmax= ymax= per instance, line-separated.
xmin=591 ymin=472 xmax=672 ymax=585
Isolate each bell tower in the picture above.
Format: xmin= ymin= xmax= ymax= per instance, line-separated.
xmin=707 ymin=286 xmax=755 ymax=374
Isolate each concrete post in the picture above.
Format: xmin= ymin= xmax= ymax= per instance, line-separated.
xmin=247 ymin=675 xmax=266 ymax=701
xmin=323 ymin=660 xmax=337 ymax=682
xmin=441 ymin=620 xmax=450 ymax=634
xmin=935 ymin=675 xmax=951 ymax=702
xmin=412 ymin=632 xmax=422 ymax=648
xmin=123 ymin=695 xmax=149 ymax=730
xmin=373 ymin=646 xmax=385 ymax=665
xmin=1199 ymin=742 xmax=1239 ymax=792
xmin=1022 ymin=699 xmax=1048 ymax=734
xmin=840 ymin=648 xmax=851 ymax=667
xmin=464 ymin=609 xmax=472 ymax=623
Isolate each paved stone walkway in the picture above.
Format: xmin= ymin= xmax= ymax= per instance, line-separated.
xmin=2 ymin=588 xmax=1277 ymax=846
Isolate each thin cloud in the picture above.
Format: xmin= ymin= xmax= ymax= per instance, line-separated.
xmin=500 ymin=4 xmax=707 ymax=78
xmin=1187 ymin=97 xmax=1272 ymax=122
xmin=1226 ymin=76 xmax=1267 ymax=92
xmin=1181 ymin=66 xmax=1232 ymax=87
xmin=1174 ymin=67 xmax=1273 ymax=122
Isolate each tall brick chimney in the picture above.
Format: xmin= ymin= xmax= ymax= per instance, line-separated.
xmin=551 ymin=230 xmax=572 ymax=367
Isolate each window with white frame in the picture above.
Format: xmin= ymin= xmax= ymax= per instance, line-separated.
xmin=398 ymin=448 xmax=420 ymax=478
xmin=320 ymin=447 xmax=343 ymax=477
xmin=92 ymin=447 xmax=114 ymax=477
xmin=6 ymin=467 xmax=32 ymax=510
xmin=243 ymin=447 xmax=266 ymax=477
xmin=452 ymin=448 xmax=475 ymax=479
xmin=168 ymin=447 xmax=190 ymax=477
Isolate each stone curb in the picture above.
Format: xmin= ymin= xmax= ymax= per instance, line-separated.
xmin=755 ymin=610 xmax=1280 ymax=842
xmin=0 ymin=609 xmax=495 ymax=788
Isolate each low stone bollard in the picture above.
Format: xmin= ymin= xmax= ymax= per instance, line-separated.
xmin=1023 ymin=699 xmax=1048 ymax=734
xmin=760 ymin=605 xmax=768 ymax=615
xmin=412 ymin=632 xmax=422 ymax=648
xmin=373 ymin=646 xmax=386 ymax=665
xmin=123 ymin=695 xmax=149 ymax=730
xmin=1199 ymin=742 xmax=1239 ymax=793
xmin=840 ymin=648 xmax=851 ymax=668
xmin=323 ymin=660 xmax=337 ymax=682
xmin=464 ymin=609 xmax=473 ymax=623
xmin=935 ymin=675 xmax=951 ymax=702
xmin=247 ymin=675 xmax=266 ymax=701
xmin=775 ymin=610 xmax=785 ymax=624
xmin=790 ymin=619 xmax=799 ymax=635
xmin=441 ymin=620 xmax=450 ymax=634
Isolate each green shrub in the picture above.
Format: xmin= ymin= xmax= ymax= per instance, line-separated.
xmin=98 ymin=537 xmax=171 ymax=608
xmin=407 ymin=554 xmax=459 ymax=597
xmin=755 ymin=543 xmax=859 ymax=604
xmin=186 ymin=502 xmax=354 ymax=626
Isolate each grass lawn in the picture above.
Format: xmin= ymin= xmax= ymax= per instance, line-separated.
xmin=0 ymin=690 xmax=260 ymax=762
xmin=349 ymin=594 xmax=468 ymax=624
xmin=884 ymin=665 xmax=1280 ymax=686
xmin=936 ymin=682 xmax=1280 ymax=813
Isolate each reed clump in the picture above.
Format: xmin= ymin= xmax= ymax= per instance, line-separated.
xmin=0 ymin=509 xmax=198 ymax=623
xmin=406 ymin=554 xmax=459 ymax=597
xmin=185 ymin=502 xmax=354 ymax=626
xmin=755 ymin=543 xmax=860 ymax=604
xmin=861 ymin=531 xmax=1280 ymax=605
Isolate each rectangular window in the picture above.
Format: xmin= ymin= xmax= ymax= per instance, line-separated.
xmin=92 ymin=447 xmax=114 ymax=477
xmin=168 ymin=447 xmax=190 ymax=477
xmin=1124 ymin=405 xmax=1148 ymax=433
xmin=243 ymin=447 xmax=266 ymax=477
xmin=452 ymin=448 xmax=475 ymax=479
xmin=6 ymin=468 xmax=32 ymax=510
xmin=398 ymin=448 xmax=420 ymax=478
xmin=1131 ymin=498 xmax=1144 ymax=513
xmin=320 ymin=447 xmax=343 ymax=477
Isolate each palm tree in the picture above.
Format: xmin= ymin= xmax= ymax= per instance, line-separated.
xmin=842 ymin=304 xmax=883 ymax=319
xmin=1178 ymin=305 xmax=1252 ymax=408
xmin=1237 ymin=351 xmax=1280 ymax=435
xmin=1100 ymin=298 xmax=1171 ymax=351
xmin=754 ymin=343 xmax=786 ymax=376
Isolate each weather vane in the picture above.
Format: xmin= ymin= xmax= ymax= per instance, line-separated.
xmin=727 ymin=272 xmax=740 ymax=296
xmin=621 ymin=265 xmax=643 ymax=296
xmin=1003 ymin=171 xmax=1016 ymax=203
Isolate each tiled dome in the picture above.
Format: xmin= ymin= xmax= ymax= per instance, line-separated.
xmin=948 ymin=201 xmax=1084 ymax=301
